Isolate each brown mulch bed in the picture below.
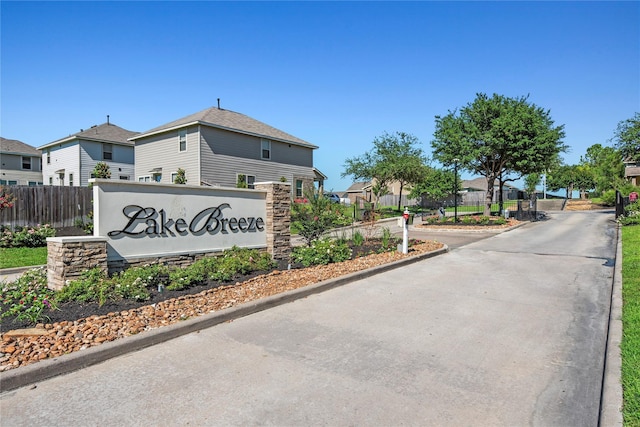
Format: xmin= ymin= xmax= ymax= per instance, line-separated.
xmin=0 ymin=239 xmax=443 ymax=372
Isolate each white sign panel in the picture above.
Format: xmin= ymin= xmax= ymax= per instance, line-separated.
xmin=92 ymin=180 xmax=267 ymax=261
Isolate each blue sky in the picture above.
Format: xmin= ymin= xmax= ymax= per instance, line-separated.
xmin=1 ymin=1 xmax=638 ymax=191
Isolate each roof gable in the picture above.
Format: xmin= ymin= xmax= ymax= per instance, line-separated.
xmin=39 ymin=123 xmax=139 ymax=149
xmin=131 ymin=107 xmax=318 ymax=149
xmin=0 ymin=137 xmax=40 ymax=156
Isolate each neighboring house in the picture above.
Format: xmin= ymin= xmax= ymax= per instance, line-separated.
xmin=624 ymin=158 xmax=640 ymax=186
xmin=0 ymin=137 xmax=43 ymax=186
xmin=345 ymin=181 xmax=372 ymax=204
xmin=461 ymin=177 xmax=521 ymax=203
xmin=39 ymin=121 xmax=138 ymax=186
xmin=130 ymin=106 xmax=325 ymax=197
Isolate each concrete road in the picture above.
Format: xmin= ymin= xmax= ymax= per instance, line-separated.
xmin=0 ymin=210 xmax=618 ymax=426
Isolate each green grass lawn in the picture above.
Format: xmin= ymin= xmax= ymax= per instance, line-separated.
xmin=0 ymin=247 xmax=48 ymax=269
xmin=622 ymin=224 xmax=640 ymax=425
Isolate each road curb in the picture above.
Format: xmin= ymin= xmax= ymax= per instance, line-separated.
xmin=0 ymin=245 xmax=449 ymax=393
xmin=599 ymin=224 xmax=624 ymax=425
xmin=0 ymin=265 xmax=46 ymax=276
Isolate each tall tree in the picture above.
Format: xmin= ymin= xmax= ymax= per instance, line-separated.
xmin=342 ymin=131 xmax=428 ymax=211
xmin=409 ymin=167 xmax=457 ymax=202
xmin=581 ymin=143 xmax=624 ymax=194
xmin=547 ymin=164 xmax=596 ymax=199
xmin=612 ymin=112 xmax=640 ymax=162
xmin=432 ymin=93 xmax=566 ymax=215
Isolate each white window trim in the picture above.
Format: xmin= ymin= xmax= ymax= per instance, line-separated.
xmin=179 ymin=130 xmax=187 ymax=152
xmin=103 ymin=143 xmax=113 ymax=161
xmin=236 ymin=173 xmax=256 ymax=189
xmin=138 ymin=176 xmax=151 ymax=182
xmin=22 ymin=156 xmax=32 ymax=170
xmin=261 ymin=139 xmax=271 ymax=160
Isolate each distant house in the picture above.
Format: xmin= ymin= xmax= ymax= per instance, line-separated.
xmin=624 ymin=158 xmax=640 ymax=186
xmin=0 ymin=137 xmax=43 ymax=186
xmin=461 ymin=177 xmax=520 ymax=203
xmin=345 ymin=181 xmax=372 ymax=204
xmin=130 ymin=106 xmax=325 ymax=197
xmin=39 ymin=121 xmax=138 ymax=186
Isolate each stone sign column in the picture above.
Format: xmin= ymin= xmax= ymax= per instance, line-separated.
xmin=255 ymin=182 xmax=291 ymax=262
xmin=46 ymin=236 xmax=108 ymax=291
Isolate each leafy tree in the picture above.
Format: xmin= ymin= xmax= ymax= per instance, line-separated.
xmin=174 ymin=168 xmax=187 ymax=184
xmin=524 ymin=173 xmax=540 ymax=196
xmin=612 ymin=112 xmax=640 ymax=162
xmin=92 ymin=162 xmax=111 ymax=179
xmin=409 ymin=167 xmax=457 ymax=202
xmin=342 ymin=131 xmax=428 ymax=211
xmin=546 ymin=164 xmax=596 ymax=199
xmin=290 ymin=190 xmax=351 ymax=246
xmin=432 ymin=93 xmax=566 ymax=215
xmin=581 ymin=143 xmax=624 ymax=194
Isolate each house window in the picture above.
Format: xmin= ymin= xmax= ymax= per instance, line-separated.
xmin=138 ymin=176 xmax=150 ymax=182
xmin=295 ymin=180 xmax=303 ymax=198
xmin=69 ymin=173 xmax=74 ymax=186
xmin=46 ymin=150 xmax=50 ymax=164
xmin=22 ymin=156 xmax=32 ymax=170
xmin=179 ymin=130 xmax=187 ymax=152
xmin=49 ymin=177 xmax=53 ymax=185
xmin=8 ymin=180 xmax=17 ymax=185
xmin=103 ymin=143 xmax=113 ymax=160
xmin=237 ymin=173 xmax=256 ymax=189
xmin=171 ymin=172 xmax=178 ymax=183
xmin=261 ymin=139 xmax=271 ymax=160
xmin=152 ymin=172 xmax=162 ymax=182
xmin=0 ymin=180 xmax=5 ymax=185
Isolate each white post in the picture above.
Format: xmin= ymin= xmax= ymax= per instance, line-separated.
xmin=402 ymin=207 xmax=409 ymax=254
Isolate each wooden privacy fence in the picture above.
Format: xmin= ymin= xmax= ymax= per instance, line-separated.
xmin=0 ymin=186 xmax=93 ymax=229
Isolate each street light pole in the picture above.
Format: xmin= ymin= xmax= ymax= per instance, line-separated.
xmin=453 ymin=158 xmax=459 ymax=223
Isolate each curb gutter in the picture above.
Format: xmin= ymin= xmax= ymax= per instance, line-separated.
xmin=0 ymin=246 xmax=448 ymax=393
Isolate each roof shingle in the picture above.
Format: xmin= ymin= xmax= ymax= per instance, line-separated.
xmin=0 ymin=137 xmax=40 ymax=156
xmin=39 ymin=123 xmax=139 ymax=149
xmin=132 ymin=107 xmax=317 ymax=148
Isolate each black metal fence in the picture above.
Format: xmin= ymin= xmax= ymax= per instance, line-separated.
xmin=0 ymin=185 xmax=93 ymax=229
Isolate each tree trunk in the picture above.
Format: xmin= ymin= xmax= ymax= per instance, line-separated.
xmin=498 ymin=176 xmax=504 ymax=214
xmin=397 ymin=182 xmax=404 ymax=211
xmin=485 ymin=176 xmax=495 ymax=216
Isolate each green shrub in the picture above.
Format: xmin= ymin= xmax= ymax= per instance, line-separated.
xmin=352 ymin=230 xmax=365 ymax=246
xmin=292 ymin=238 xmax=352 ymax=267
xmin=601 ymin=189 xmax=617 ymax=207
xmin=0 ymin=224 xmax=56 ymax=248
xmin=291 ymin=190 xmax=352 ymax=246
xmin=58 ymin=267 xmax=152 ymax=306
xmin=0 ymin=267 xmax=57 ymax=323
xmin=380 ymin=227 xmax=398 ymax=251
xmin=621 ymin=201 xmax=640 ymax=226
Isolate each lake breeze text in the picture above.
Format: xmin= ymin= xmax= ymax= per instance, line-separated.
xmin=108 ymin=204 xmax=265 ymax=237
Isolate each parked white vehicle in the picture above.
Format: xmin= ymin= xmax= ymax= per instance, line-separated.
xmin=325 ymin=193 xmax=351 ymax=206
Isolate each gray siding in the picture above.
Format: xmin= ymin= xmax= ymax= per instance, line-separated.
xmin=0 ymin=152 xmax=43 ymax=185
xmin=78 ymin=141 xmax=135 ymax=186
xmin=200 ymin=126 xmax=313 ymax=167
xmin=0 ymin=152 xmax=42 ymax=172
xmin=200 ymin=151 xmax=315 ymax=189
xmin=134 ymin=126 xmax=200 ymax=184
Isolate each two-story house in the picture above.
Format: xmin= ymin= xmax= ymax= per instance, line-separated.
xmin=0 ymin=137 xmax=43 ymax=186
xmin=39 ymin=121 xmax=138 ymax=186
xmin=130 ymin=106 xmax=324 ymax=197
xmin=624 ymin=158 xmax=640 ymax=186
